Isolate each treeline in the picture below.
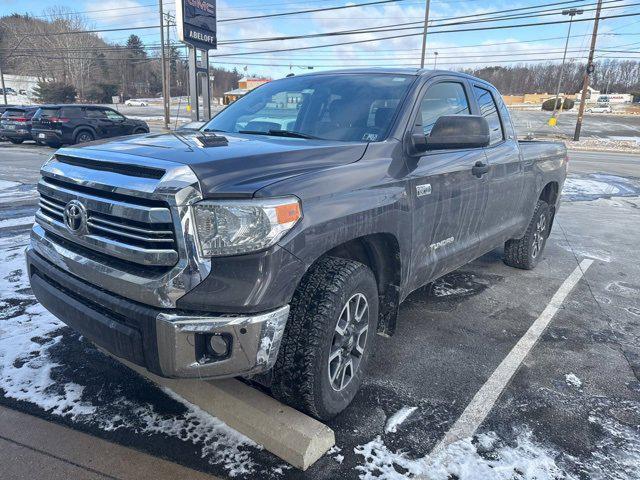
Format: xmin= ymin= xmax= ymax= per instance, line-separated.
xmin=0 ymin=8 xmax=241 ymax=103
xmin=463 ymin=60 xmax=640 ymax=97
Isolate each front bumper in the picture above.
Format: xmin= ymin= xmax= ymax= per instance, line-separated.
xmin=27 ymin=247 xmax=290 ymax=379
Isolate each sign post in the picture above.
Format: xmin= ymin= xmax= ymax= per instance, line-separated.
xmin=175 ymin=0 xmax=217 ymax=122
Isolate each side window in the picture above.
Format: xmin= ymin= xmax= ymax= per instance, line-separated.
xmin=60 ymin=107 xmax=83 ymax=118
xmin=85 ymin=108 xmax=106 ymax=119
xmin=105 ymin=109 xmax=125 ymax=121
xmin=419 ymin=82 xmax=470 ymax=136
xmin=473 ymin=86 xmax=504 ymax=145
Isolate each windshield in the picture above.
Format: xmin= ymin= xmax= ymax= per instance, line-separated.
xmin=204 ymin=74 xmax=415 ymax=142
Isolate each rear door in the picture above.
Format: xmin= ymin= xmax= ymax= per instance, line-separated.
xmin=405 ymin=77 xmax=490 ymax=290
xmin=470 ymin=83 xmax=524 ymax=245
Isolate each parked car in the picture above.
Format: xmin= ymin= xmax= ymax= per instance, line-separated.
xmin=0 ymin=106 xmax=39 ymax=144
xmin=586 ymin=104 xmax=612 ymax=113
xmin=124 ymin=99 xmax=149 ymax=106
xmin=0 ymin=87 xmax=17 ymax=95
xmin=31 ymin=105 xmax=149 ymax=147
xmin=0 ymin=104 xmax=18 ymax=141
xmin=26 ymin=69 xmax=567 ymax=420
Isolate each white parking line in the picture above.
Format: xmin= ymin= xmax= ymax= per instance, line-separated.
xmin=430 ymin=259 xmax=594 ymax=456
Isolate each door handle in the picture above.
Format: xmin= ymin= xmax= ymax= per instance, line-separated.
xmin=472 ymin=161 xmax=489 ymax=178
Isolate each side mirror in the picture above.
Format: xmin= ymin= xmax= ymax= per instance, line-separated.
xmin=425 ymin=115 xmax=490 ymax=150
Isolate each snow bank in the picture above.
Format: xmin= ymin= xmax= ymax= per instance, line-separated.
xmin=355 ymin=429 xmax=575 ymax=480
xmin=0 ymin=233 xmax=259 ymax=477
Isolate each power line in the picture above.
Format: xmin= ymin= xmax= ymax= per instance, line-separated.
xmin=219 ymin=0 xmax=411 ymax=23
xmin=217 ymin=0 xmax=632 ymax=46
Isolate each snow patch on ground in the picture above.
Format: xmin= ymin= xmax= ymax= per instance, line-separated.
xmin=563 ymin=178 xmax=620 ymax=197
xmin=0 ymin=233 xmax=259 ymax=477
xmin=0 ymin=215 xmax=35 ymax=228
xmin=0 ymin=180 xmax=20 ymax=190
xmin=565 ymin=373 xmax=583 ymax=388
xmin=385 ymin=406 xmax=417 ymax=433
xmin=556 ymin=242 xmax=612 ymax=263
xmin=355 ymin=429 xmax=575 ymax=480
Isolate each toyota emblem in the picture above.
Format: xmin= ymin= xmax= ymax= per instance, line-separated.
xmin=63 ymin=200 xmax=87 ymax=235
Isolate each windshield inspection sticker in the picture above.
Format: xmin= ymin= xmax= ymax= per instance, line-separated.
xmin=362 ymin=133 xmax=379 ymax=141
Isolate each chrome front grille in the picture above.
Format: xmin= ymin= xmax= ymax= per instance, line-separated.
xmin=36 ymin=163 xmax=178 ymax=267
xmin=31 ymin=151 xmax=210 ymax=309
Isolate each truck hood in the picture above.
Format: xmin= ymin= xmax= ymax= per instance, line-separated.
xmin=69 ymin=132 xmax=368 ymax=197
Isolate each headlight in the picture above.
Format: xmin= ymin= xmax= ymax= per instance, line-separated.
xmin=193 ymin=197 xmax=302 ymax=257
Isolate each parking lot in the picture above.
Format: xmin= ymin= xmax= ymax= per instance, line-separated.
xmin=1 ymin=141 xmax=639 ymax=479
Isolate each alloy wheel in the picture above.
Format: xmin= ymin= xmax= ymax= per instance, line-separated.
xmin=531 ymin=212 xmax=547 ymax=259
xmin=328 ymin=293 xmax=369 ymax=392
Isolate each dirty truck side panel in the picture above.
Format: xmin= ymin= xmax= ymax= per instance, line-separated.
xmin=259 ymin=141 xmax=414 ymax=295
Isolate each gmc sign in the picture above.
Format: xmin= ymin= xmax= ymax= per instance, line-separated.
xmin=176 ymin=0 xmax=217 ymax=49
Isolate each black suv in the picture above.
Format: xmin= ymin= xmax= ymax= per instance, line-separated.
xmin=31 ymin=105 xmax=149 ymax=147
xmin=0 ymin=106 xmax=39 ymax=144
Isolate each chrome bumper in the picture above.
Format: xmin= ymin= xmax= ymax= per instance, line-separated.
xmin=155 ymin=306 xmax=290 ymax=378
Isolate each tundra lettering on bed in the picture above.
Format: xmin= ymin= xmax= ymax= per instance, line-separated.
xmin=27 ymin=69 xmax=567 ymax=420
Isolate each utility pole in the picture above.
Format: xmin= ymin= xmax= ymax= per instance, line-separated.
xmin=0 ymin=62 xmax=7 ymax=106
xmin=574 ymin=0 xmax=603 ymax=141
xmin=551 ymin=8 xmax=583 ymax=122
xmin=158 ymin=0 xmax=170 ymax=130
xmin=419 ymin=0 xmax=431 ymax=68
xmin=165 ymin=13 xmax=173 ymax=126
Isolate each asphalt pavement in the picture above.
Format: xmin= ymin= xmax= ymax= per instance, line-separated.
xmin=0 ymin=140 xmax=639 ymax=479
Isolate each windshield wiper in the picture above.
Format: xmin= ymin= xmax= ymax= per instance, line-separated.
xmin=238 ymin=129 xmax=319 ymax=140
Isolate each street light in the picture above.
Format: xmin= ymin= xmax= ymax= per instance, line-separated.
xmin=433 ymin=51 xmax=439 ymax=69
xmin=550 ymin=8 xmax=584 ymax=124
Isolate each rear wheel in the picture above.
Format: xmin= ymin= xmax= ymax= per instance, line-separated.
xmin=503 ymin=200 xmax=551 ymax=270
xmin=271 ymin=256 xmax=378 ymax=420
xmin=9 ymin=138 xmax=23 ymax=144
xmin=75 ymin=130 xmax=94 ymax=144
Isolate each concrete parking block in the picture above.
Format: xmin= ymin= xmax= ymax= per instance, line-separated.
xmin=115 ymin=356 xmax=336 ymax=471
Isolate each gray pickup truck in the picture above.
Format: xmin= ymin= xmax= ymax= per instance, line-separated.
xmin=27 ymin=69 xmax=567 ymax=420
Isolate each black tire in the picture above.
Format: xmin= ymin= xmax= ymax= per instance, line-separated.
xmin=75 ymin=130 xmax=94 ymax=144
xmin=133 ymin=128 xmax=147 ymax=135
xmin=503 ymin=200 xmax=551 ymax=270
xmin=271 ymin=256 xmax=378 ymax=420
xmin=9 ymin=138 xmax=23 ymax=144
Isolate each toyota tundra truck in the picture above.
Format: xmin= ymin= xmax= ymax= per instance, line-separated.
xmin=26 ymin=69 xmax=567 ymax=420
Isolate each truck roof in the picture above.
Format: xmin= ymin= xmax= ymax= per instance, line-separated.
xmin=285 ymin=67 xmax=485 ymax=83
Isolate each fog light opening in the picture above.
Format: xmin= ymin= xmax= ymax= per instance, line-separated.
xmin=207 ymin=333 xmax=231 ymax=357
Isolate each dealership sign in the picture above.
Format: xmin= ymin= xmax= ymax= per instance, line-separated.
xmin=176 ymin=0 xmax=217 ymax=50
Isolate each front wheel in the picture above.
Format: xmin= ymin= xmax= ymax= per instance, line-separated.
xmin=75 ymin=131 xmax=94 ymax=144
xmin=503 ymin=200 xmax=551 ymax=270
xmin=9 ymin=138 xmax=23 ymax=144
xmin=271 ymin=256 xmax=378 ymax=420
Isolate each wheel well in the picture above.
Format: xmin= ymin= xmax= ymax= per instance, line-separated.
xmin=324 ymin=233 xmax=401 ymax=336
xmin=74 ymin=128 xmax=95 ymax=140
xmin=539 ymin=182 xmax=559 ymax=206
xmin=539 ymin=181 xmax=559 ymax=230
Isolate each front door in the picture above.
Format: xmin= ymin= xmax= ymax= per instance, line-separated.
xmin=405 ymin=78 xmax=490 ymax=290
xmin=471 ymin=84 xmax=525 ymax=246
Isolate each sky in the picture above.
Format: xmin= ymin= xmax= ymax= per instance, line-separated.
xmin=1 ymin=0 xmax=639 ymax=79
